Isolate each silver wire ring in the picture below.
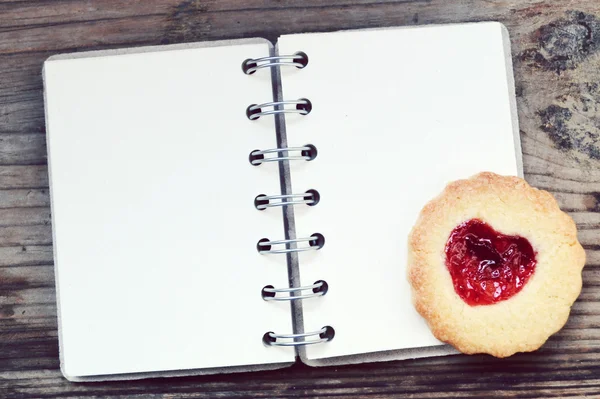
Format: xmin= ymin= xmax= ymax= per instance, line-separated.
xmin=257 ymin=234 xmax=324 ymax=255
xmin=242 ymin=53 xmax=308 ymax=75
xmin=263 ymin=326 xmax=335 ymax=346
xmin=250 ymin=146 xmax=311 ymax=166
xmin=246 ymin=99 xmax=312 ymax=120
xmin=262 ymin=281 xmax=327 ymax=301
xmin=255 ymin=192 xmax=315 ymax=210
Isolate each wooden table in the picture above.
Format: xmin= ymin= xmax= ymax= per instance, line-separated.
xmin=2 ymin=1 xmax=599 ymax=397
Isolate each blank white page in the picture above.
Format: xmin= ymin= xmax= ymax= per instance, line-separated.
xmin=44 ymin=40 xmax=295 ymax=378
xmin=278 ymin=23 xmax=521 ymax=361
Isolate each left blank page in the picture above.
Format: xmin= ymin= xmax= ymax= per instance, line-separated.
xmin=44 ymin=40 xmax=294 ymax=379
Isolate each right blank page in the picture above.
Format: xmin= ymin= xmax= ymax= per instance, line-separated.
xmin=278 ymin=23 xmax=521 ymax=362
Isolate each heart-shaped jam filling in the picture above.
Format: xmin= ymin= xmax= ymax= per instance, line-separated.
xmin=445 ymin=219 xmax=536 ymax=306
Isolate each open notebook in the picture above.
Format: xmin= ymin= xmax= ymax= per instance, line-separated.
xmin=43 ymin=22 xmax=522 ymax=381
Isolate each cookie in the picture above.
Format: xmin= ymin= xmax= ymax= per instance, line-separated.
xmin=408 ymin=172 xmax=585 ymax=357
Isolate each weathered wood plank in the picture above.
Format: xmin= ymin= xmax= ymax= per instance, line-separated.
xmin=586 ymin=250 xmax=600 ymax=266
xmin=0 ymin=134 xmax=46 ymax=165
xmin=0 ymin=287 xmax=55 ymax=306
xmin=2 ymin=357 xmax=600 ymax=399
xmin=0 ymin=54 xmax=47 ymax=135
xmin=0 ymin=97 xmax=45 ymax=135
xmin=0 ymin=165 xmax=48 ymax=189
xmin=564 ymin=314 xmax=600 ymax=330
xmin=0 ymin=245 xmax=53 ymax=267
xmin=0 ymin=207 xmax=50 ymax=227
xmin=577 ymin=229 xmax=600 ymax=248
xmin=0 ymin=264 xmax=54 ymax=288
xmin=0 ymin=304 xmax=57 ymax=321
xmin=0 ymin=264 xmax=56 ymax=322
xmin=0 ymin=225 xmax=52 ymax=247
xmin=527 ymin=174 xmax=600 ymax=194
xmin=3 ymin=0 xmax=599 ymax=55
xmin=0 ymin=188 xmax=49 ymax=208
xmin=523 ymin=154 xmax=600 ymax=183
xmin=582 ymin=265 xmax=600 ymax=283
xmin=0 ymin=16 xmax=166 ymax=55
xmin=553 ymin=194 xmax=599 ymax=212
xmin=0 ymin=0 xmax=452 ymax=28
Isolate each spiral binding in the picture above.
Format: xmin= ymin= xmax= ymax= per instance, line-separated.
xmin=255 ymin=192 xmax=317 ymax=210
xmin=257 ymin=234 xmax=324 ymax=255
xmin=263 ymin=326 xmax=335 ymax=347
xmin=242 ymin=52 xmax=308 ymax=75
xmin=246 ymin=99 xmax=312 ymax=120
xmin=262 ymin=280 xmax=328 ymax=301
xmin=245 ymin=50 xmax=333 ymax=347
xmin=249 ymin=145 xmax=316 ymax=166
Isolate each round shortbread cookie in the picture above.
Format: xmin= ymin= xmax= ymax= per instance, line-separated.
xmin=408 ymin=172 xmax=585 ymax=357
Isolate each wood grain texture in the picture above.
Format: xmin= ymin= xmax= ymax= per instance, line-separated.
xmin=1 ymin=0 xmax=600 ymax=398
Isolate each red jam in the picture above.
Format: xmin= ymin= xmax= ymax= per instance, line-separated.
xmin=445 ymin=219 xmax=536 ymax=306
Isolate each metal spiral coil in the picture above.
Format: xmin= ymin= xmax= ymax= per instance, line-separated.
xmin=263 ymin=326 xmax=335 ymax=347
xmin=257 ymin=234 xmax=325 ymax=255
xmin=249 ymin=145 xmax=316 ymax=166
xmin=262 ymin=280 xmax=328 ymax=301
xmin=242 ymin=52 xmax=308 ymax=75
xmin=246 ymin=99 xmax=312 ymax=120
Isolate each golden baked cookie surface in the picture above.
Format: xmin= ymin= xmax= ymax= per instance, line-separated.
xmin=408 ymin=172 xmax=585 ymax=357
